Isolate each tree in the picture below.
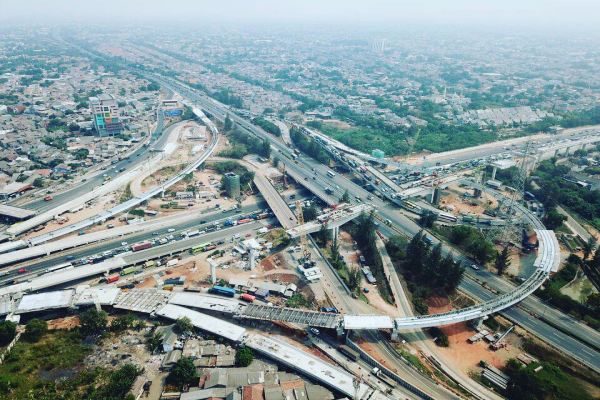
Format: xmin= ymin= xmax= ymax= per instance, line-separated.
xmin=495 ymin=245 xmax=511 ymax=276
xmin=167 ymin=357 xmax=198 ymax=388
xmin=236 ymin=347 xmax=254 ymax=367
xmin=543 ymin=208 xmax=567 ymax=230
xmin=586 ymin=293 xmax=600 ymax=312
xmin=224 ymin=114 xmax=233 ymax=131
xmin=583 ymin=237 xmax=597 ymax=261
xmin=130 ymin=208 xmax=146 ymax=217
xmin=272 ymin=156 xmax=280 ymax=168
xmin=419 ymin=210 xmax=437 ymax=228
xmin=348 ymin=267 xmax=362 ymax=291
xmin=73 ymin=148 xmax=89 ymax=160
xmin=340 ymin=190 xmax=350 ymax=203
xmin=302 ymin=203 xmax=318 ymax=221
xmin=0 ymin=321 xmax=17 ymax=346
xmin=32 ymin=177 xmax=44 ymax=188
xmin=261 ymin=138 xmax=271 ymax=158
xmin=111 ymin=314 xmax=135 ymax=332
xmin=147 ymin=331 xmax=164 ymax=353
xmin=79 ymin=309 xmax=108 ymax=336
xmin=314 ymin=223 xmax=330 ymax=246
xmin=175 ymin=317 xmax=194 ymax=334
xmin=24 ymin=319 xmax=47 ymax=342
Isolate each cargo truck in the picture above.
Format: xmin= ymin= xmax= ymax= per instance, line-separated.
xmin=106 ymin=274 xmax=120 ymax=284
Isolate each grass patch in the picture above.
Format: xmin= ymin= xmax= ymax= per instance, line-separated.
xmin=395 ymin=346 xmax=429 ymax=375
xmin=0 ymin=330 xmax=90 ymax=397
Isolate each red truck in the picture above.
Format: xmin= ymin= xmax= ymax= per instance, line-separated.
xmin=240 ymin=293 xmax=256 ymax=303
xmin=237 ymin=218 xmax=253 ymax=225
xmin=131 ymin=241 xmax=152 ymax=252
xmin=106 ymin=274 xmax=120 ymax=284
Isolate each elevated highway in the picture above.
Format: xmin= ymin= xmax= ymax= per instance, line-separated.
xmin=4 ymin=114 xmax=218 ymax=247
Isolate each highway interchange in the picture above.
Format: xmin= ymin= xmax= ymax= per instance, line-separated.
xmin=1 ymin=54 xmax=599 ymax=399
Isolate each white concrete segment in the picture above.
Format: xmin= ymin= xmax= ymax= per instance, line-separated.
xmin=0 ymin=257 xmax=127 ymax=296
xmin=168 ymin=292 xmax=242 ymax=314
xmin=16 ymin=289 xmax=74 ymax=313
xmin=245 ymin=333 xmax=370 ymax=399
xmin=156 ymin=303 xmax=247 ymax=342
xmin=343 ymin=315 xmax=394 ymax=330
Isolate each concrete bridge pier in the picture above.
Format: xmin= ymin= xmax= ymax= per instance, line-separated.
xmin=336 ymin=322 xmax=346 ymax=340
xmin=491 ymin=166 xmax=498 ymax=180
xmin=331 ymin=226 xmax=339 ymax=241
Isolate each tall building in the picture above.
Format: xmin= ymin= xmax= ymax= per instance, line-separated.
xmin=224 ymin=172 xmax=240 ymax=198
xmin=89 ymin=94 xmax=123 ymax=136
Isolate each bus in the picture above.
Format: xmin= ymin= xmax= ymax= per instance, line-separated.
xmin=45 ymin=262 xmax=73 ymax=273
xmin=191 ymin=243 xmax=211 ymax=254
xmin=327 ymin=170 xmax=336 ymax=178
xmin=209 ymin=285 xmax=235 ymax=298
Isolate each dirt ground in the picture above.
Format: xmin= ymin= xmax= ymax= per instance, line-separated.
xmin=426 ymin=297 xmax=521 ymax=373
xmin=439 ymin=183 xmax=498 ymax=216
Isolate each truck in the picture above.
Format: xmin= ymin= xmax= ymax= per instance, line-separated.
xmin=131 ymin=241 xmax=152 ymax=252
xmin=338 ymin=345 xmax=359 ymax=362
xmin=237 ymin=218 xmax=253 ymax=225
xmin=44 ymin=195 xmax=53 ymax=201
xmin=325 ymin=187 xmax=334 ymax=195
xmin=240 ymin=293 xmax=256 ymax=302
xmin=327 ymin=170 xmax=336 ymax=178
xmin=106 ymin=274 xmax=120 ymax=284
xmin=166 ymin=259 xmax=179 ymax=267
xmin=120 ymin=266 xmax=139 ymax=276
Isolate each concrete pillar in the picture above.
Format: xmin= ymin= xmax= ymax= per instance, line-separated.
xmin=471 ymin=316 xmax=486 ymax=330
xmin=491 ymin=166 xmax=498 ymax=180
xmin=391 ymin=328 xmax=399 ymax=342
xmin=554 ymin=149 xmax=559 ymax=157
xmin=331 ymin=226 xmax=339 ymax=241
xmin=336 ymin=322 xmax=345 ymax=340
xmin=565 ymin=146 xmax=570 ymax=156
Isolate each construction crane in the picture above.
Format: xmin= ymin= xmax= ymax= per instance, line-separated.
xmin=295 ymin=200 xmax=311 ymax=261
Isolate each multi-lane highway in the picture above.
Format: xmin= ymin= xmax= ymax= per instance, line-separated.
xmin=160 ymin=77 xmax=600 ymax=373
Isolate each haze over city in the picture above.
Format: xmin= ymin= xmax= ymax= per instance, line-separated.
xmin=0 ymin=1 xmax=599 ymax=400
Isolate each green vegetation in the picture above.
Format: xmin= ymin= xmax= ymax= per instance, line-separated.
xmin=110 ymin=314 xmax=138 ymax=333
xmin=32 ymin=177 xmax=44 ymax=188
xmin=23 ymin=319 xmax=48 ymax=343
xmin=0 ymin=321 xmax=17 ymax=346
xmin=325 ymin=235 xmax=362 ymax=293
xmin=543 ymin=208 xmax=567 ymax=230
xmin=235 ymin=347 xmax=254 ymax=367
xmin=41 ymin=135 xmax=67 ymax=150
xmin=290 ymin=126 xmax=331 ymax=164
xmin=252 ymin=117 xmax=281 ymax=136
xmin=72 ymin=148 xmax=89 ymax=160
xmin=428 ymin=327 xmax=449 ymax=347
xmin=219 ymin=129 xmax=270 ymax=159
xmin=504 ymin=358 xmax=593 ymax=400
xmin=443 ymin=225 xmax=497 ymax=265
xmin=211 ymin=88 xmax=243 ymax=108
xmin=387 ymin=231 xmax=464 ymax=314
xmin=536 ymin=255 xmax=600 ymax=330
xmin=302 ymin=202 xmax=319 ymax=221
xmin=174 ymin=317 xmax=193 ymax=334
xmin=224 ymin=114 xmax=234 ymax=131
xmin=167 ymin=357 xmax=198 ymax=389
xmin=347 ymin=212 xmax=393 ymax=302
xmin=495 ymin=245 xmax=511 ymax=276
xmin=531 ymin=159 xmax=600 ymax=230
xmin=419 ymin=210 xmax=437 ymax=228
xmin=212 ymin=161 xmax=254 ymax=188
xmin=78 ymin=309 xmax=108 ymax=337
xmin=285 ymin=293 xmax=313 ymax=308
xmin=0 ymin=328 xmax=139 ymax=399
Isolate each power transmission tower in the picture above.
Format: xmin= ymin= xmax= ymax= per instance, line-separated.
xmin=485 ymin=141 xmax=532 ymax=246
xmin=295 ymin=200 xmax=311 ymax=261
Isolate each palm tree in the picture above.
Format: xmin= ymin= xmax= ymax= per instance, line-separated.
xmin=583 ymin=237 xmax=597 ymax=261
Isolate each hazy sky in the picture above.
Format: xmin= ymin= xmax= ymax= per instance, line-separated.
xmin=1 ymin=0 xmax=599 ymax=33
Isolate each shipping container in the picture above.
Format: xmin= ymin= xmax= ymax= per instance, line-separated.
xmin=240 ymin=293 xmax=256 ymax=302
xmin=106 ymin=274 xmax=120 ymax=283
xmin=144 ymin=260 xmax=156 ymax=268
xmin=120 ymin=266 xmax=140 ymax=276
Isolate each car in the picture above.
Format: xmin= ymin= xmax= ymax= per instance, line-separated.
xmin=121 ymin=241 xmax=128 ymax=246
xmin=309 ymin=327 xmax=320 ymax=336
xmin=168 ymin=228 xmax=175 ymax=233
xmin=470 ymin=264 xmax=479 ymax=270
xmin=18 ymin=268 xmax=27 ymax=274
